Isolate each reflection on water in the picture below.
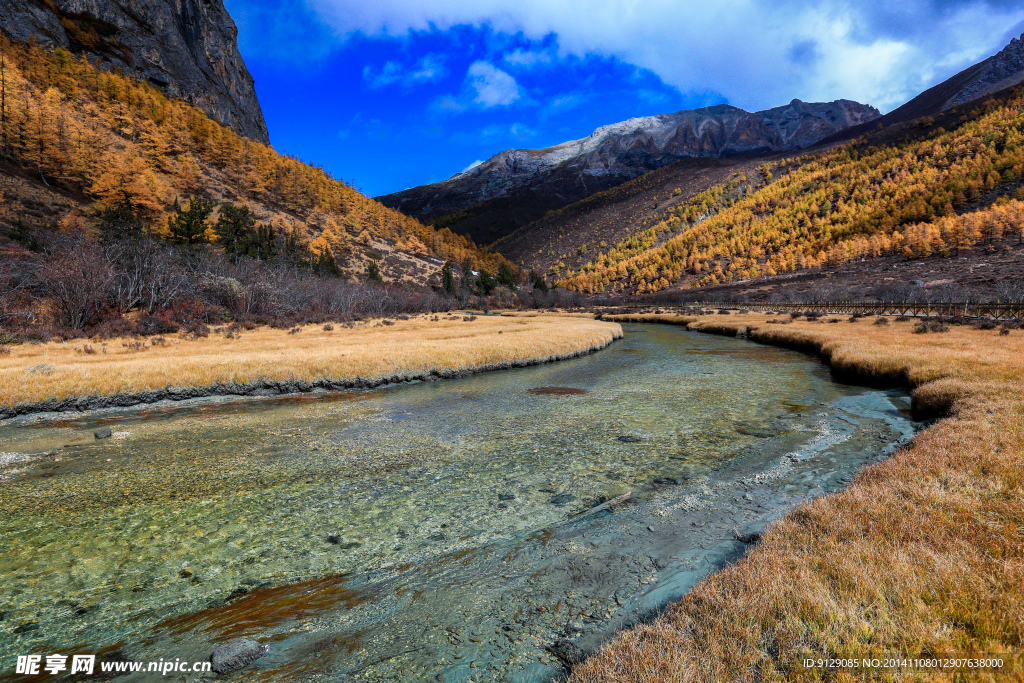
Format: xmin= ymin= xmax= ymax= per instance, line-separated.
xmin=0 ymin=325 xmax=916 ymax=681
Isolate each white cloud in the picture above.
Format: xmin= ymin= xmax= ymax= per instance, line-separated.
xmin=504 ymin=49 xmax=553 ymax=68
xmin=509 ymin=122 xmax=536 ymax=140
xmin=363 ymin=54 xmax=448 ymax=89
xmin=467 ymin=61 xmax=522 ymax=106
xmin=461 ymin=159 xmax=485 ymax=172
xmin=303 ymin=0 xmax=1024 ymax=112
xmin=430 ymin=95 xmax=467 ymax=113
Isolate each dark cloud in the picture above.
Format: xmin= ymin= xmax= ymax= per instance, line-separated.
xmin=787 ymin=40 xmax=821 ymax=67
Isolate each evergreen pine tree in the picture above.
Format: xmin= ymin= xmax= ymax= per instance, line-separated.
xmin=367 ymin=259 xmax=383 ymax=283
xmin=497 ymin=262 xmax=516 ymax=289
xmin=167 ymin=195 xmax=213 ymax=246
xmin=214 ymin=202 xmax=255 ymax=257
xmin=441 ymin=260 xmax=456 ymax=294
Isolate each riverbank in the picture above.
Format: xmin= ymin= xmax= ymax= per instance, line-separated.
xmin=575 ymin=312 xmax=1023 ymax=681
xmin=0 ymin=314 xmax=622 ymax=419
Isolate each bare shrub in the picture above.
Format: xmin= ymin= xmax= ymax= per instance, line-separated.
xmin=996 ymin=280 xmax=1024 ymax=302
xmin=914 ymin=319 xmax=950 ymax=334
xmin=182 ymin=323 xmax=209 ymax=340
xmin=874 ymin=317 xmax=890 ymax=325
xmin=105 ymin=237 xmax=188 ymax=314
xmin=37 ymin=237 xmax=113 ymax=330
xmin=323 ymin=324 xmax=334 ymax=331
xmin=122 ymin=340 xmax=147 ymax=351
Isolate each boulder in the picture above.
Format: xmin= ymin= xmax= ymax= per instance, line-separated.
xmin=210 ymin=638 xmax=267 ymax=674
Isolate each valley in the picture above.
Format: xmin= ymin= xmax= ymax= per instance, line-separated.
xmin=1 ymin=2 xmax=1023 ymax=682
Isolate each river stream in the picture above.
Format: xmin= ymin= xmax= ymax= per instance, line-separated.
xmin=0 ymin=324 xmax=917 ymax=681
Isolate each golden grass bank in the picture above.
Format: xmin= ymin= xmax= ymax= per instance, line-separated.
xmin=576 ymin=312 xmax=1023 ymax=682
xmin=0 ymin=314 xmax=622 ymax=417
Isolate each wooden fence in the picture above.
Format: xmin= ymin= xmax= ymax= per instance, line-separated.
xmin=617 ymin=301 xmax=1024 ymax=321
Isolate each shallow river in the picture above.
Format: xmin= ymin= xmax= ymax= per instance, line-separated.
xmin=0 ymin=324 xmax=916 ymax=681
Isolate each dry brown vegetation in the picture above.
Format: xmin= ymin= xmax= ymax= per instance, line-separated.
xmin=0 ymin=315 xmax=621 ymax=409
xmin=575 ymin=312 xmax=1023 ymax=682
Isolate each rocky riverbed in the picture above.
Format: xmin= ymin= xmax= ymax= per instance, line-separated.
xmin=0 ymin=324 xmax=916 ymax=681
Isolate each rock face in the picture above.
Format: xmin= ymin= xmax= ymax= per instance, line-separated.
xmin=0 ymin=0 xmax=268 ymax=142
xmin=821 ymin=33 xmax=1024 ymax=147
xmin=944 ymin=33 xmax=1024 ymax=110
xmin=377 ymin=99 xmax=878 ymax=243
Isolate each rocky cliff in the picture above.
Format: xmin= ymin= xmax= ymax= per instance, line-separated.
xmin=0 ymin=0 xmax=268 ymax=142
xmin=377 ymin=99 xmax=878 ymax=244
xmin=943 ymin=32 xmax=1024 ymax=110
xmin=821 ymin=32 xmax=1024 ymax=147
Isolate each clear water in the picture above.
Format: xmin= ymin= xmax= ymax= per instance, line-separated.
xmin=0 ymin=324 xmax=916 ymax=681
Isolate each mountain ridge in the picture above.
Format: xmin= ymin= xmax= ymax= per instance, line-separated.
xmin=819 ymin=31 xmax=1024 ymax=147
xmin=377 ymin=98 xmax=879 ymax=245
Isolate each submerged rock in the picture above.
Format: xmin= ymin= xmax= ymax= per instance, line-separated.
xmin=546 ymin=639 xmax=587 ymax=668
xmin=617 ymin=435 xmax=643 ymax=443
xmin=734 ymin=521 xmax=768 ymax=544
xmin=549 ymin=494 xmax=577 ymax=507
xmin=528 ymin=387 xmax=588 ymax=395
xmin=210 ymin=638 xmax=267 ymax=674
xmin=734 ymin=421 xmax=780 ymax=438
xmin=94 ymin=427 xmax=112 ymax=440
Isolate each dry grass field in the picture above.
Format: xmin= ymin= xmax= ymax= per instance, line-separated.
xmin=0 ymin=314 xmax=622 ymax=410
xmin=576 ymin=312 xmax=1024 ymax=682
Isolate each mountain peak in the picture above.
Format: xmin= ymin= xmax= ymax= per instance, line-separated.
xmin=378 ymin=98 xmax=879 ymax=245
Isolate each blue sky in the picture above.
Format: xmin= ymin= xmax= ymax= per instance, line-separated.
xmin=224 ymin=0 xmax=1024 ymax=197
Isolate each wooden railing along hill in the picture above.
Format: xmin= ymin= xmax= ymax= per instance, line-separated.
xmin=613 ymin=301 xmax=1024 ymax=321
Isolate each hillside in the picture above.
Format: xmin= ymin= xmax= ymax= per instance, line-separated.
xmin=494 ymin=154 xmax=780 ymax=274
xmin=0 ymin=35 xmax=507 ymax=286
xmin=556 ymin=85 xmax=1024 ymax=295
xmin=493 ymin=32 xmax=1024 ymax=292
xmin=0 ymin=0 xmax=268 ymax=142
xmin=378 ymin=99 xmax=878 ymax=245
